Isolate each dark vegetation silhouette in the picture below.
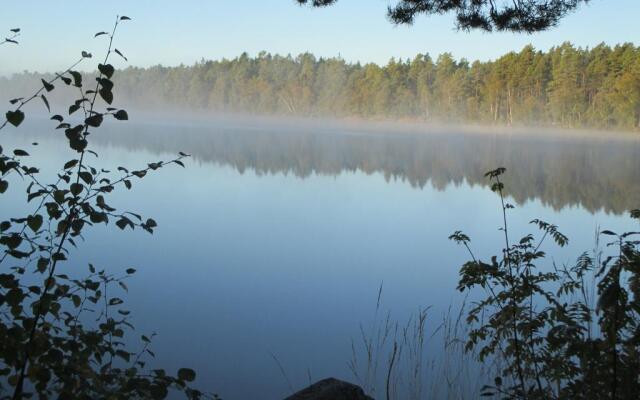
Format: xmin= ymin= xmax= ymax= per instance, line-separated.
xmin=299 ymin=2 xmax=640 ymax=398
xmin=4 ymin=43 xmax=639 ymax=130
xmin=298 ymin=0 xmax=590 ymax=32
xmin=450 ymin=168 xmax=640 ymax=399
xmin=0 ymin=18 xmax=216 ymax=399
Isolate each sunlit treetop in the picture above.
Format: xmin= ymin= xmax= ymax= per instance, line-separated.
xmin=297 ymin=0 xmax=590 ymax=32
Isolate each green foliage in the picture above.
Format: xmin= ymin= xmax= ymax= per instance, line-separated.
xmin=298 ymin=0 xmax=590 ymax=32
xmin=0 ymin=19 xmax=216 ymax=399
xmin=4 ymin=111 xmax=24 ymax=128
xmin=452 ymin=168 xmax=640 ymax=399
xmin=5 ymin=43 xmax=635 ymax=130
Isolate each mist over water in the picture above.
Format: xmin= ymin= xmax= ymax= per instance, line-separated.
xmin=2 ymin=116 xmax=639 ymax=399
xmin=89 ymin=114 xmax=640 ymax=214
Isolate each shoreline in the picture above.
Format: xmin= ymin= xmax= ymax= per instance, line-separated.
xmin=123 ymin=109 xmax=640 ymax=141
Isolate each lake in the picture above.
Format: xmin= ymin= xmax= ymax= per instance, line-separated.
xmin=2 ymin=116 xmax=639 ymax=399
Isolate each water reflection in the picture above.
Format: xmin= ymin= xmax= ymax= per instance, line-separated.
xmin=91 ymin=119 xmax=640 ymax=215
xmin=3 ymin=118 xmax=639 ymax=399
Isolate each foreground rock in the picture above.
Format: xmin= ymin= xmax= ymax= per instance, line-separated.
xmin=284 ymin=378 xmax=373 ymax=400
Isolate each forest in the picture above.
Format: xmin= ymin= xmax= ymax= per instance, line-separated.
xmin=3 ymin=42 xmax=639 ymax=130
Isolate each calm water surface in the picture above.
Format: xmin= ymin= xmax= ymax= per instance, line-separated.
xmin=3 ymin=118 xmax=639 ymax=399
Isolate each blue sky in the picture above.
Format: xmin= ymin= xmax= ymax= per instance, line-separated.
xmin=0 ymin=0 xmax=636 ymax=75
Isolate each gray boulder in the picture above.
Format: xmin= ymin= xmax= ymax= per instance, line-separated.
xmin=284 ymin=378 xmax=374 ymax=400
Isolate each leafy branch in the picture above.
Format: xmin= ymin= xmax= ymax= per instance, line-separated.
xmin=1 ymin=15 xmax=214 ymax=400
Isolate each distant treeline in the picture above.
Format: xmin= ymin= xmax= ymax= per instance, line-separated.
xmin=2 ymin=42 xmax=640 ymax=130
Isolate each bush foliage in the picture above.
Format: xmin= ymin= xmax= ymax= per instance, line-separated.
xmin=0 ymin=17 xmax=214 ymax=400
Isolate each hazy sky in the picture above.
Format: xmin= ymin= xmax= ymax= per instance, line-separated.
xmin=0 ymin=0 xmax=636 ymax=75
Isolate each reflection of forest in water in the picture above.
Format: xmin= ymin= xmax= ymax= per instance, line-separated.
xmin=94 ymin=120 xmax=640 ymax=215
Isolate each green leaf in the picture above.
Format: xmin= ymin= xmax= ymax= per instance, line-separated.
xmin=52 ymin=252 xmax=67 ymax=261
xmin=0 ymin=221 xmax=10 ymax=231
xmin=85 ymin=114 xmax=103 ymax=127
xmin=89 ymin=212 xmax=108 ymax=224
xmin=120 ymin=16 xmax=131 ymax=20
xmin=5 ymin=234 xmax=22 ymax=249
xmin=113 ymin=109 xmax=128 ymax=120
xmin=8 ymin=249 xmax=29 ymax=259
xmin=98 ymin=63 xmax=115 ymax=79
xmin=70 ymin=183 xmax=83 ymax=196
xmin=115 ymin=350 xmax=130 ymax=362
xmin=40 ymin=95 xmax=50 ymax=112
xmin=99 ymin=88 xmax=113 ymax=104
xmin=126 ymin=268 xmax=136 ymax=275
xmin=64 ymin=159 xmax=78 ymax=169
xmin=0 ymin=180 xmax=7 ymax=194
xmin=114 ymin=48 xmax=128 ymax=61
xmin=71 ymin=218 xmax=85 ymax=234
xmin=13 ymin=149 xmax=29 ymax=156
xmin=69 ymin=70 xmax=82 ymax=87
xmin=41 ymin=79 xmax=54 ymax=92
xmin=177 ymin=368 xmax=196 ymax=382
xmin=37 ymin=257 xmax=49 ymax=273
xmin=65 ymin=124 xmax=83 ymax=140
xmin=150 ymin=384 xmax=168 ymax=399
xmin=116 ymin=218 xmax=130 ymax=230
xmin=5 ymin=110 xmax=25 ymax=127
xmin=70 ymin=137 xmax=88 ymax=152
xmin=97 ymin=77 xmax=114 ymax=91
xmin=79 ymin=171 xmax=93 ymax=184
xmin=27 ymin=214 xmax=43 ymax=232
xmin=28 ymin=191 xmax=44 ymax=202
xmin=69 ymin=104 xmax=80 ymax=115
xmin=94 ymin=31 xmax=108 ymax=37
